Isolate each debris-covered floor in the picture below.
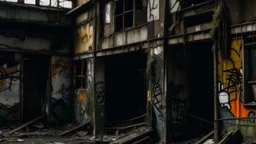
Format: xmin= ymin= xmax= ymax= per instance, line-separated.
xmin=0 ymin=117 xmax=153 ymax=144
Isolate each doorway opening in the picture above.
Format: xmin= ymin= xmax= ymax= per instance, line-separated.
xmin=187 ymin=42 xmax=214 ymax=140
xmin=104 ymin=51 xmax=147 ymax=129
xmin=22 ymin=54 xmax=49 ymax=123
xmin=168 ymin=42 xmax=214 ymax=142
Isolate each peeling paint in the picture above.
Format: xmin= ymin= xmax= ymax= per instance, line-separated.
xmin=75 ymin=22 xmax=94 ymax=54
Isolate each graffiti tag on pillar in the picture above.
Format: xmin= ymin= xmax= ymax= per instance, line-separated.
xmin=56 ymin=83 xmax=72 ymax=105
xmin=152 ymin=80 xmax=164 ymax=118
xmin=95 ymin=82 xmax=105 ymax=104
xmin=147 ymin=0 xmax=159 ymax=22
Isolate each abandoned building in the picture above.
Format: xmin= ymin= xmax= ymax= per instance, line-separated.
xmin=1 ymin=0 xmax=256 ymax=143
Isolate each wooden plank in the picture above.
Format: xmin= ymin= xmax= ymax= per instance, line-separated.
xmin=104 ymin=122 xmax=146 ymax=130
xmin=5 ymin=115 xmax=45 ymax=135
xmin=120 ymin=114 xmax=146 ymax=124
xmin=110 ymin=129 xmax=152 ymax=144
xmin=59 ymin=120 xmax=91 ymax=136
xmin=195 ymin=130 xmax=214 ymax=144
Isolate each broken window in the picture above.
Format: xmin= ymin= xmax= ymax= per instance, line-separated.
xmin=243 ymin=39 xmax=256 ymax=105
xmin=114 ymin=0 xmax=147 ymax=32
xmin=105 ymin=2 xmax=111 ymax=24
xmin=5 ymin=0 xmax=18 ymax=2
xmin=59 ymin=0 xmax=72 ymax=8
xmin=2 ymin=0 xmax=72 ymax=9
xmin=25 ymin=0 xmax=35 ymax=4
xmin=40 ymin=0 xmax=50 ymax=6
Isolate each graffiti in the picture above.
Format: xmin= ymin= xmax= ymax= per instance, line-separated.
xmin=218 ymin=82 xmax=231 ymax=109
xmin=87 ymin=60 xmax=92 ymax=84
xmin=147 ymin=0 xmax=159 ymax=22
xmin=152 ymin=80 xmax=164 ymax=118
xmin=218 ymin=39 xmax=256 ymax=121
xmin=168 ymin=81 xmax=188 ymax=129
xmin=51 ymin=58 xmax=72 ymax=122
xmin=56 ymin=83 xmax=72 ymax=105
xmin=0 ymin=64 xmax=20 ymax=93
xmin=75 ymin=23 xmax=93 ymax=54
xmin=52 ymin=60 xmax=70 ymax=79
xmin=95 ymin=82 xmax=105 ymax=104
xmin=79 ymin=104 xmax=88 ymax=122
xmin=76 ymin=90 xmax=90 ymax=123
xmin=170 ymin=98 xmax=188 ymax=129
xmin=78 ymin=92 xmax=87 ymax=103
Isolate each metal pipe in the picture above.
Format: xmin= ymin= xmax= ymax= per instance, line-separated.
xmin=92 ymin=1 xmax=97 ymax=142
xmin=213 ymin=26 xmax=219 ymax=144
xmin=163 ymin=0 xmax=170 ymax=143
xmin=189 ymin=114 xmax=214 ymax=125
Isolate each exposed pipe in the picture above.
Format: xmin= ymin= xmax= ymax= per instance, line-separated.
xmin=213 ymin=11 xmax=219 ymax=143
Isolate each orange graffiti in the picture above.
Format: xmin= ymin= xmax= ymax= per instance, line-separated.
xmin=147 ymin=91 xmax=151 ymax=102
xmin=78 ymin=92 xmax=87 ymax=103
xmin=218 ymin=39 xmax=256 ymax=118
xmin=52 ymin=61 xmax=70 ymax=79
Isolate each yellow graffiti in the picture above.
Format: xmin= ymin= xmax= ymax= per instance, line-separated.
xmin=147 ymin=91 xmax=151 ymax=102
xmin=218 ymin=39 xmax=256 ymax=118
xmin=75 ymin=23 xmax=93 ymax=54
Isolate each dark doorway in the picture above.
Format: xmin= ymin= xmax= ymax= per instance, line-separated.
xmin=22 ymin=54 xmax=49 ymax=122
xmin=187 ymin=42 xmax=214 ymax=139
xmin=168 ymin=43 xmax=214 ymax=142
xmin=104 ymin=51 xmax=147 ymax=126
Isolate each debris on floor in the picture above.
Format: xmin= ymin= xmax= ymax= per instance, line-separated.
xmin=203 ymin=139 xmax=214 ymax=144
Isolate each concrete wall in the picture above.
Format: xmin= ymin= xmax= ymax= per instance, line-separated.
xmin=75 ymin=22 xmax=94 ymax=54
xmin=51 ymin=56 xmax=73 ymax=122
xmin=0 ymin=29 xmax=71 ymax=54
xmin=0 ymin=53 xmax=21 ymax=122
xmin=74 ymin=10 xmax=94 ymax=54
xmin=100 ymin=25 xmax=148 ymax=50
